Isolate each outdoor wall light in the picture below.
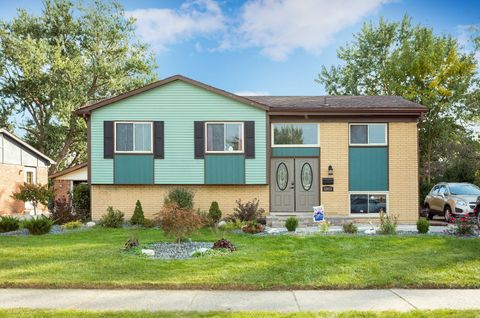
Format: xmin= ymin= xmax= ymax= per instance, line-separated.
xmin=328 ymin=165 xmax=333 ymax=176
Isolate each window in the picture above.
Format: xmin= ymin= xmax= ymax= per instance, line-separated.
xmin=206 ymin=122 xmax=243 ymax=153
xmin=350 ymin=193 xmax=387 ymax=214
xmin=272 ymin=123 xmax=319 ymax=147
xmin=115 ymin=122 xmax=152 ymax=153
xmin=26 ymin=172 xmax=33 ymax=184
xmin=349 ymin=123 xmax=387 ymax=146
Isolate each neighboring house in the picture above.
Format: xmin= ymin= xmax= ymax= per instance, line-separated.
xmin=74 ymin=75 xmax=426 ymax=223
xmin=0 ymin=128 xmax=54 ymax=215
xmin=50 ymin=163 xmax=88 ymax=207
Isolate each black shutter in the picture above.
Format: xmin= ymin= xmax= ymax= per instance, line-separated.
xmin=245 ymin=121 xmax=255 ymax=159
xmin=153 ymin=121 xmax=164 ymax=159
xmin=194 ymin=121 xmax=205 ymax=159
xmin=104 ymin=121 xmax=114 ymax=159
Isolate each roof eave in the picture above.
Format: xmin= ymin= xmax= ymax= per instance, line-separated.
xmin=0 ymin=128 xmax=56 ymax=165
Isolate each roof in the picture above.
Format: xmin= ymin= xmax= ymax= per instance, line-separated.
xmin=247 ymin=95 xmax=427 ymax=114
xmin=49 ymin=162 xmax=87 ymax=179
xmin=0 ymin=128 xmax=55 ymax=165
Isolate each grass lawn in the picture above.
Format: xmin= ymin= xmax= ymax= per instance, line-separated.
xmin=0 ymin=228 xmax=479 ymax=289
xmin=1 ymin=309 xmax=480 ymax=318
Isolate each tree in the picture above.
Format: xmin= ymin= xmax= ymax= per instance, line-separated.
xmin=12 ymin=183 xmax=52 ymax=216
xmin=317 ymin=16 xmax=479 ymax=184
xmin=0 ymin=0 xmax=157 ymax=172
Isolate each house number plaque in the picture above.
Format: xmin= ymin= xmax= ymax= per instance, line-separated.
xmin=322 ymin=186 xmax=334 ymax=192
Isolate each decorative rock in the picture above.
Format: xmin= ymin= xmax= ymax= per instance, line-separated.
xmin=364 ymin=228 xmax=376 ymax=235
xmin=141 ymin=249 xmax=155 ymax=257
xmin=86 ymin=221 xmax=96 ymax=227
xmin=217 ymin=220 xmax=227 ymax=227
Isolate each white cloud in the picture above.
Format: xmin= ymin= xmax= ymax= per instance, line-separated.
xmin=126 ymin=0 xmax=225 ymax=51
xmin=235 ymin=0 xmax=390 ymax=61
xmin=457 ymin=24 xmax=480 ymax=65
xmin=234 ymin=91 xmax=270 ymax=96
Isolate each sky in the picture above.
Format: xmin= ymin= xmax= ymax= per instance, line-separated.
xmin=0 ymin=0 xmax=479 ymax=96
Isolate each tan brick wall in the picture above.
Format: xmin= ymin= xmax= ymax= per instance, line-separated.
xmin=91 ymin=184 xmax=269 ymax=221
xmin=319 ymin=122 xmax=349 ymax=216
xmin=53 ymin=180 xmax=72 ymax=205
xmin=0 ymin=164 xmax=49 ymax=215
xmin=389 ymin=122 xmax=419 ymax=222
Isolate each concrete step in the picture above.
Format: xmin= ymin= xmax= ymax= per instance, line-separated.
xmin=267 ymin=213 xmax=356 ymax=228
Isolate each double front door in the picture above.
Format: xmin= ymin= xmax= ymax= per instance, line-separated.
xmin=271 ymin=158 xmax=319 ymax=212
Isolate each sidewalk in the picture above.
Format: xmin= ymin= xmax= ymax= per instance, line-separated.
xmin=1 ymin=289 xmax=479 ymax=312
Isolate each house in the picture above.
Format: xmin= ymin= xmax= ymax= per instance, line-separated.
xmin=50 ymin=163 xmax=88 ymax=207
xmin=74 ymin=75 xmax=427 ymax=224
xmin=0 ymin=128 xmax=54 ymax=215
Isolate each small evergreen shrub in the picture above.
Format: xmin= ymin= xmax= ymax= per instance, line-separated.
xmin=99 ymin=207 xmax=124 ymax=228
xmin=208 ymin=201 xmax=222 ymax=224
xmin=143 ymin=218 xmax=156 ymax=228
xmin=155 ymin=203 xmax=203 ymax=242
xmin=0 ymin=216 xmax=20 ymax=233
xmin=164 ymin=187 xmax=194 ymax=209
xmin=61 ymin=220 xmax=83 ymax=230
xmin=232 ymin=198 xmax=265 ymax=222
xmin=285 ymin=216 xmax=299 ymax=232
xmin=72 ymin=184 xmax=90 ymax=221
xmin=130 ymin=200 xmax=145 ymax=225
xmin=416 ymin=217 xmax=430 ymax=234
xmin=342 ymin=222 xmax=358 ymax=234
xmin=22 ymin=216 xmax=53 ymax=235
xmin=377 ymin=210 xmax=397 ymax=235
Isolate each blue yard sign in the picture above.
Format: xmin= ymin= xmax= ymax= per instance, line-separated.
xmin=313 ymin=205 xmax=324 ymax=222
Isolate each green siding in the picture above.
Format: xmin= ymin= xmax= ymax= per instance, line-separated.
xmin=271 ymin=147 xmax=320 ymax=157
xmin=349 ymin=147 xmax=388 ymax=191
xmin=90 ymin=80 xmax=266 ymax=184
xmin=114 ymin=155 xmax=153 ymax=184
xmin=205 ymin=155 xmax=245 ymax=184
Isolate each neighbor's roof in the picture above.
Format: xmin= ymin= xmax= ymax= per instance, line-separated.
xmin=0 ymin=128 xmax=55 ymax=165
xmin=49 ymin=162 xmax=87 ymax=179
xmin=74 ymin=75 xmax=427 ymax=116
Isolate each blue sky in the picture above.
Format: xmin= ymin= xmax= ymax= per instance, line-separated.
xmin=0 ymin=0 xmax=479 ymax=95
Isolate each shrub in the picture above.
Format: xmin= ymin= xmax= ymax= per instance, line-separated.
xmin=164 ymin=187 xmax=194 ymax=209
xmin=208 ymin=201 xmax=222 ymax=224
xmin=232 ymin=198 xmax=265 ymax=222
xmin=0 ymin=216 xmax=20 ymax=233
xmin=285 ymin=216 xmax=298 ymax=232
xmin=319 ymin=220 xmax=330 ymax=234
xmin=124 ymin=236 xmax=139 ymax=251
xmin=342 ymin=222 xmax=358 ymax=234
xmin=130 ymin=200 xmax=145 ymax=225
xmin=241 ymin=220 xmax=264 ymax=234
xmin=72 ymin=184 xmax=90 ymax=221
xmin=155 ymin=203 xmax=203 ymax=242
xmin=212 ymin=238 xmax=236 ymax=251
xmin=12 ymin=183 xmax=51 ymax=216
xmin=449 ymin=216 xmax=476 ymax=236
xmin=99 ymin=207 xmax=124 ymax=228
xmin=22 ymin=216 xmax=53 ymax=235
xmin=377 ymin=210 xmax=397 ymax=235
xmin=143 ymin=218 xmax=156 ymax=228
xmin=51 ymin=197 xmax=77 ymax=225
xmin=416 ymin=217 xmax=430 ymax=234
xmin=61 ymin=220 xmax=83 ymax=230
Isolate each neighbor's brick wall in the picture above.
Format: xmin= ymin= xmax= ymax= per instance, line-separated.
xmin=91 ymin=184 xmax=269 ymax=220
xmin=389 ymin=122 xmax=419 ymax=222
xmin=53 ymin=180 xmax=72 ymax=205
xmin=0 ymin=164 xmax=49 ymax=215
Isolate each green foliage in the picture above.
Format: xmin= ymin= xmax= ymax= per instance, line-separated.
xmin=130 ymin=200 xmax=145 ymax=225
xmin=72 ymin=184 xmax=90 ymax=221
xmin=22 ymin=216 xmax=53 ymax=235
xmin=124 ymin=235 xmax=139 ymax=251
xmin=0 ymin=0 xmax=157 ymax=170
xmin=99 ymin=207 xmax=124 ymax=228
xmin=317 ymin=15 xmax=480 ymax=186
xmin=12 ymin=183 xmax=52 ymax=216
xmin=232 ymin=198 xmax=265 ymax=222
xmin=319 ymin=221 xmax=330 ymax=234
xmin=285 ymin=216 xmax=299 ymax=232
xmin=142 ymin=218 xmax=156 ymax=228
xmin=0 ymin=216 xmax=20 ymax=233
xmin=416 ymin=218 xmax=430 ymax=234
xmin=61 ymin=220 xmax=83 ymax=230
xmin=449 ymin=217 xmax=477 ymax=236
xmin=377 ymin=210 xmax=398 ymax=235
xmin=208 ymin=201 xmax=222 ymax=224
xmin=342 ymin=222 xmax=358 ymax=234
xmin=164 ymin=187 xmax=194 ymax=210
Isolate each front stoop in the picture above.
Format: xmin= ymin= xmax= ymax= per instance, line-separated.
xmin=267 ymin=213 xmax=357 ymax=228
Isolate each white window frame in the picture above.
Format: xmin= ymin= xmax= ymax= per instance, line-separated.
xmin=271 ymin=123 xmax=320 ymax=148
xmin=349 ymin=191 xmax=389 ymax=217
xmin=205 ymin=122 xmax=245 ymax=154
xmin=114 ymin=121 xmax=153 ymax=154
xmin=349 ymin=123 xmax=387 ymax=146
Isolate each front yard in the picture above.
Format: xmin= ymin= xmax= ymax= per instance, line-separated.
xmin=1 ymin=227 xmax=479 ymax=289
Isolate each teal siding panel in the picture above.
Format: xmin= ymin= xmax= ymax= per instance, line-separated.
xmin=205 ymin=155 xmax=245 ymax=184
xmin=90 ymin=80 xmax=266 ymax=184
xmin=271 ymin=147 xmax=320 ymax=157
xmin=114 ymin=155 xmax=153 ymax=184
xmin=349 ymin=147 xmax=388 ymax=191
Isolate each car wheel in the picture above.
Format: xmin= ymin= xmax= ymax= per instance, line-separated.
xmin=425 ymin=205 xmax=434 ymax=220
xmin=444 ymin=206 xmax=452 ymax=222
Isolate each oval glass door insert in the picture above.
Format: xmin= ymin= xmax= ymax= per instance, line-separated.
xmin=276 ymin=162 xmax=288 ymax=191
xmin=301 ymin=163 xmax=313 ymax=191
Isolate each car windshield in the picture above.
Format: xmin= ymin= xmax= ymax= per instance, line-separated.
xmin=449 ymin=184 xmax=480 ymax=195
